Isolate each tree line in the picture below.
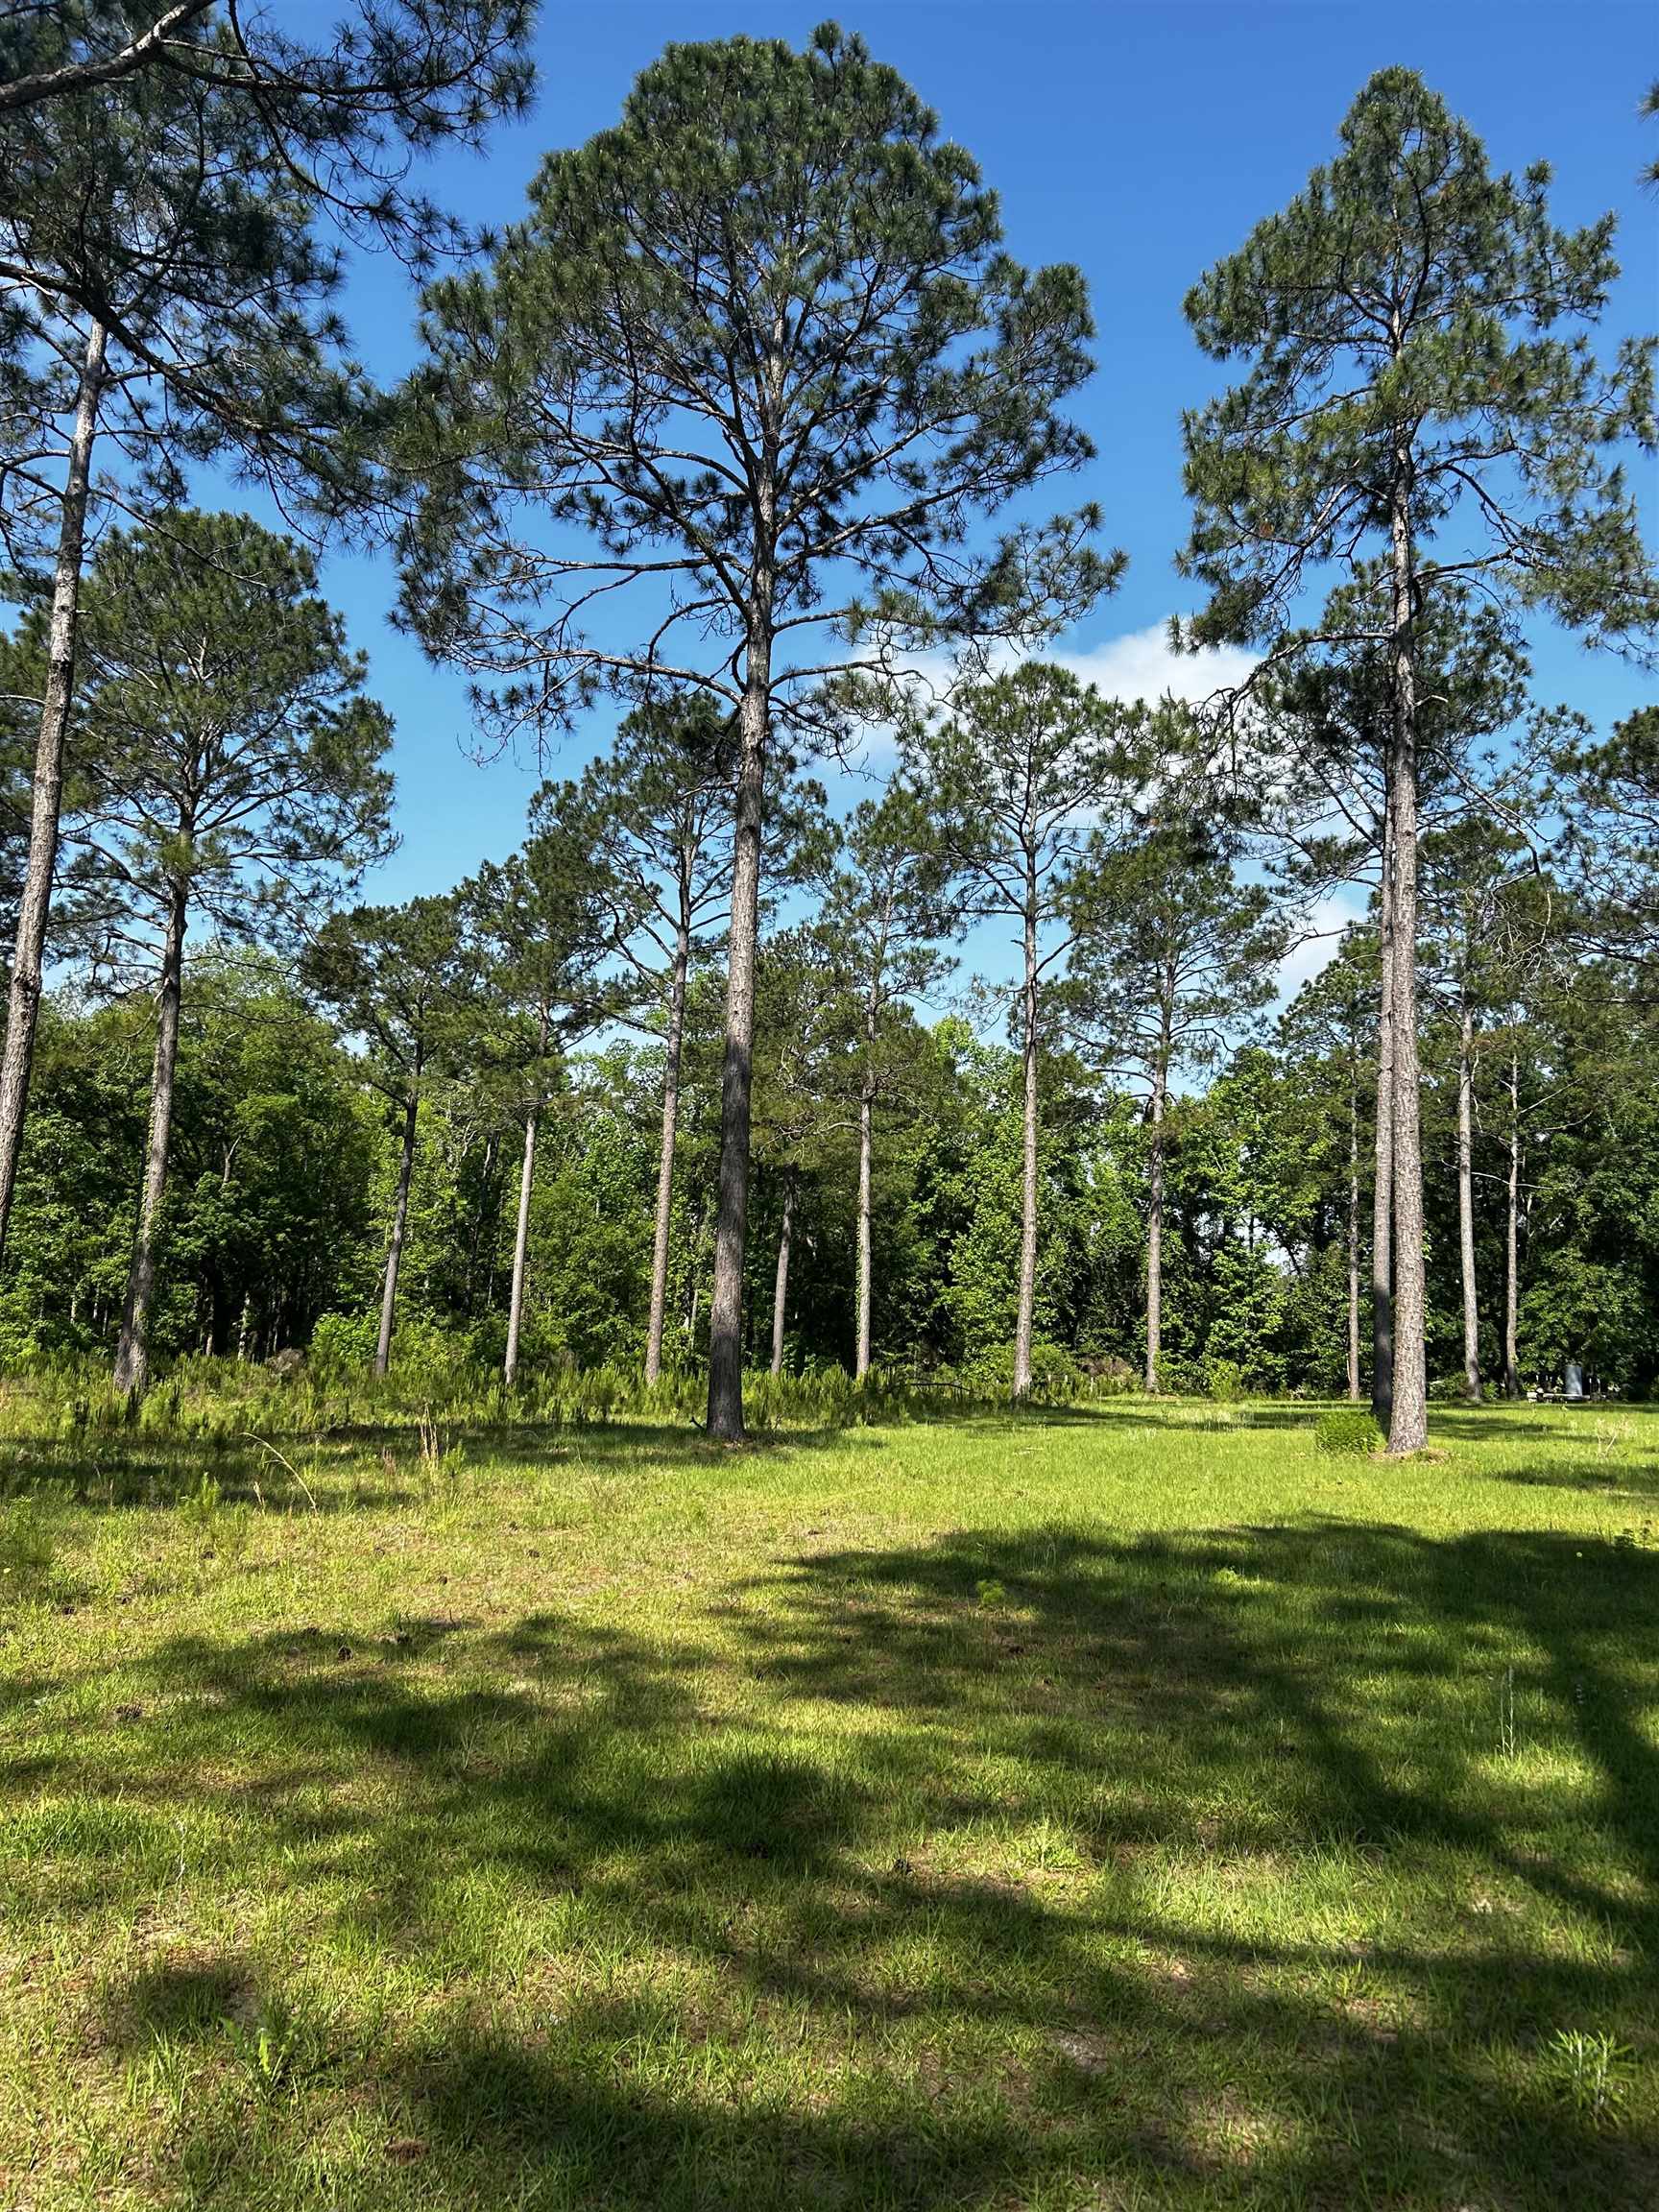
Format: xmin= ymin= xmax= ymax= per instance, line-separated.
xmin=1 ymin=12 xmax=1654 ymax=1444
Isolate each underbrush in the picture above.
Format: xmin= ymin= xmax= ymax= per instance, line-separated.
xmin=0 ymin=1336 xmax=1124 ymax=1461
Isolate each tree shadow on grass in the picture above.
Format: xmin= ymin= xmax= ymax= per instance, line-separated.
xmin=12 ymin=1516 xmax=1658 ymax=2207
xmin=0 ymin=1415 xmax=887 ymax=1515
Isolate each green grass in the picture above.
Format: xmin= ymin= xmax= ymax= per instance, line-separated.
xmin=3 ymin=1397 xmax=1658 ymax=2208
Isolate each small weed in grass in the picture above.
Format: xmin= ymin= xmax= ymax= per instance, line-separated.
xmin=1548 ymin=2029 xmax=1635 ymax=2126
xmin=226 ymin=1995 xmax=327 ymax=2104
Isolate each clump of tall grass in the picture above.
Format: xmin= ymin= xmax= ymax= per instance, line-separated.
xmin=0 ymin=1494 xmax=61 ymax=1599
xmin=1314 ymin=1407 xmax=1381 ymax=1457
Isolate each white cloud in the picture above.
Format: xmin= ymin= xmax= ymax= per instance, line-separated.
xmin=1275 ymin=888 xmax=1368 ymax=1005
xmin=1051 ymin=622 xmax=1259 ymax=709
xmin=841 ymin=617 xmax=1258 ymax=773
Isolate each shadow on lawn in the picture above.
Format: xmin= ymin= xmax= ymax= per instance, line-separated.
xmin=0 ymin=1416 xmax=886 ymax=1513
xmin=21 ymin=1515 xmax=1659 ymax=2208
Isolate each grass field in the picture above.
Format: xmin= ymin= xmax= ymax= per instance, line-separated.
xmin=3 ymin=1398 xmax=1658 ymax=2209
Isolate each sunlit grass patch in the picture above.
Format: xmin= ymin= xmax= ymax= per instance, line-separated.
xmin=2 ymin=1398 xmax=1657 ymax=2207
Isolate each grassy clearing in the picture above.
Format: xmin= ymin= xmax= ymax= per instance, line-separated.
xmin=3 ymin=1398 xmax=1658 ymax=2208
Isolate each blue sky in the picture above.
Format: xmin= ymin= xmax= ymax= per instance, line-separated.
xmin=291 ymin=0 xmax=1659 ymax=914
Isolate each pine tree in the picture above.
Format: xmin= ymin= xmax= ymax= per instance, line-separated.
xmin=462 ymin=821 xmax=613 ymax=1389
xmin=540 ymin=698 xmax=831 ymax=1387
xmin=912 ymin=662 xmax=1146 ymax=1401
xmin=0 ymin=2 xmax=531 ymax=259
xmin=1181 ymin=66 xmax=1657 ymax=1451
xmin=1066 ymin=763 xmax=1286 ymax=1394
xmin=0 ymin=2 xmax=530 ymax=1287
xmin=301 ymin=898 xmax=467 ymax=1376
xmin=36 ymin=512 xmax=393 ymax=1395
xmin=397 ymin=24 xmax=1114 ymax=1437
xmin=822 ymin=781 xmax=962 ymax=1380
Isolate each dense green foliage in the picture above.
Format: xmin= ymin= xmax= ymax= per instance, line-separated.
xmin=0 ymin=34 xmax=1651 ymax=1427
xmin=6 ymin=919 xmax=1656 ymax=1398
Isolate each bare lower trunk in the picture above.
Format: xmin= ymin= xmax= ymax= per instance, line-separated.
xmin=1504 ymin=1051 xmax=1522 ymax=1398
xmin=113 ymin=878 xmax=187 ymax=1398
xmin=1457 ymin=1002 xmax=1480 ymax=1402
xmin=1144 ymin=1056 xmax=1167 ymax=1394
xmin=707 ymin=618 xmax=771 ymax=1442
xmin=644 ymin=925 xmax=689 ymax=1385
xmin=1347 ymin=1071 xmax=1361 ymax=1403
xmin=1384 ymin=452 xmax=1429 ymax=1455
xmin=1013 ymin=888 xmax=1040 ymax=1402
xmin=0 ymin=318 xmax=107 ymax=1264
xmin=1371 ymin=791 xmax=1395 ymax=1428
xmin=855 ymin=1070 xmax=875 ymax=1382
xmin=375 ymin=1088 xmax=419 ymax=1379
xmin=770 ymin=1180 xmax=793 ymax=1378
xmin=503 ymin=1097 xmax=539 ymax=1388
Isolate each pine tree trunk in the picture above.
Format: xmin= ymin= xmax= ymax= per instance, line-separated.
xmin=1384 ymin=456 xmax=1429 ymax=1455
xmin=375 ymin=1086 xmax=419 ymax=1379
xmin=1347 ymin=1069 xmax=1361 ymax=1403
xmin=855 ymin=1070 xmax=876 ymax=1382
xmin=1371 ymin=788 xmax=1395 ymax=1428
xmin=770 ymin=1180 xmax=793 ymax=1378
xmin=0 ymin=317 xmax=108 ymax=1265
xmin=1144 ymin=1059 xmax=1167 ymax=1395
xmin=854 ymin=902 xmax=891 ymax=1385
xmin=113 ymin=877 xmax=188 ymax=1398
xmin=1457 ymin=1001 xmax=1481 ymax=1402
xmin=707 ymin=614 xmax=771 ymax=1442
xmin=503 ymin=1096 xmax=538 ymax=1388
xmin=1504 ymin=1051 xmax=1522 ymax=1399
xmin=1013 ymin=884 xmax=1040 ymax=1403
xmin=644 ymin=922 xmax=689 ymax=1385
xmin=464 ymin=1131 xmax=496 ymax=1312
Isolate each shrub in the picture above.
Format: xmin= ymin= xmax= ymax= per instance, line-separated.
xmin=1314 ymin=1407 xmax=1380 ymax=1457
xmin=1206 ymin=1358 xmax=1246 ymax=1404
xmin=964 ymin=1339 xmax=1085 ymax=1406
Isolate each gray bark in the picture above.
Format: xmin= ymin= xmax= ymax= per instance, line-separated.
xmin=1457 ymin=1001 xmax=1481 ymax=1402
xmin=1371 ymin=787 xmax=1395 ymax=1428
xmin=1347 ymin=1070 xmax=1361 ymax=1403
xmin=1145 ymin=1071 xmax=1167 ymax=1395
xmin=855 ymin=1070 xmax=876 ymax=1382
xmin=1384 ymin=450 xmax=1429 ymax=1455
xmin=1013 ymin=878 xmax=1040 ymax=1402
xmin=1144 ymin=973 xmax=1174 ymax=1395
xmin=770 ymin=1179 xmax=793 ymax=1379
xmin=707 ymin=609 xmax=771 ymax=1441
xmin=854 ymin=887 xmax=893 ymax=1384
xmin=375 ymin=1086 xmax=420 ymax=1379
xmin=1504 ymin=1051 xmax=1522 ymax=1398
xmin=644 ymin=920 xmax=689 ymax=1386
xmin=0 ymin=2 xmax=212 ymax=114
xmin=504 ymin=1098 xmax=538 ymax=1388
xmin=0 ymin=317 xmax=108 ymax=1264
xmin=113 ymin=876 xmax=188 ymax=1398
